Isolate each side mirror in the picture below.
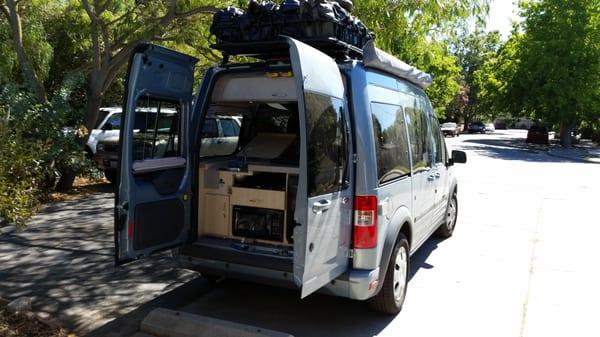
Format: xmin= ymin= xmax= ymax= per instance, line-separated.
xmin=450 ymin=150 xmax=467 ymax=165
xmin=101 ymin=123 xmax=113 ymax=131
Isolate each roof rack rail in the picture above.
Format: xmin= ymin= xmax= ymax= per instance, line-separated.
xmin=213 ymin=37 xmax=363 ymax=64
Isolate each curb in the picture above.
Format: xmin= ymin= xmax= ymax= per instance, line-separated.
xmin=138 ymin=308 xmax=293 ymax=337
xmin=546 ymin=149 xmax=600 ymax=164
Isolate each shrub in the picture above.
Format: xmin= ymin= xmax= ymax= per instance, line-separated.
xmin=0 ymin=83 xmax=91 ymax=227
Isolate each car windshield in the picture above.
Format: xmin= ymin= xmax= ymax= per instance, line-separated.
xmin=95 ymin=110 xmax=113 ymax=129
xmin=442 ymin=123 xmax=456 ymax=128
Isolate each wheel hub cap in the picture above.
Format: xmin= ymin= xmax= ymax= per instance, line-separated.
xmin=393 ymin=246 xmax=408 ymax=302
xmin=447 ymin=199 xmax=457 ymax=231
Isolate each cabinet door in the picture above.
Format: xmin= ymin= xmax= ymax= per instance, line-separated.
xmin=203 ymin=194 xmax=230 ymax=237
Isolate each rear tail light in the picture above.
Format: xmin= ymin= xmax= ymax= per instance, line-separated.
xmin=353 ymin=195 xmax=377 ymax=249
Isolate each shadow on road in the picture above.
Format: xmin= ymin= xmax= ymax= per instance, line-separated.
xmin=0 ymin=193 xmax=197 ymax=334
xmin=458 ymin=136 xmax=572 ymax=163
xmin=90 ymin=237 xmax=444 ymax=337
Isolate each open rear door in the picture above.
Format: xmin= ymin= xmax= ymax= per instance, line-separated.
xmin=288 ymin=38 xmax=354 ymax=298
xmin=115 ymin=44 xmax=198 ymax=264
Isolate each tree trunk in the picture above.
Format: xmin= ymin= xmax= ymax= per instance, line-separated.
xmin=4 ymin=0 xmax=47 ymax=104
xmin=560 ymin=121 xmax=573 ymax=148
xmin=84 ymin=85 xmax=103 ymax=133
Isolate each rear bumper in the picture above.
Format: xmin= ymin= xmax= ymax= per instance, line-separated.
xmin=320 ymin=267 xmax=380 ymax=300
xmin=177 ymin=243 xmax=380 ymax=301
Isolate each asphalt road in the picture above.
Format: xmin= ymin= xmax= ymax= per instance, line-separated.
xmin=171 ymin=130 xmax=600 ymax=337
xmin=3 ymin=130 xmax=598 ymax=337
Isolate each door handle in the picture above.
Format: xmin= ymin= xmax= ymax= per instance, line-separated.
xmin=428 ymin=174 xmax=436 ymax=181
xmin=435 ymin=172 xmax=441 ymax=179
xmin=312 ymin=200 xmax=332 ymax=214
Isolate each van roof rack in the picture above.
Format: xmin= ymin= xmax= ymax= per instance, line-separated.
xmin=213 ymin=37 xmax=363 ymax=64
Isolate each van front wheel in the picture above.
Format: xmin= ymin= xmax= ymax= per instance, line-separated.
xmin=368 ymin=234 xmax=409 ymax=314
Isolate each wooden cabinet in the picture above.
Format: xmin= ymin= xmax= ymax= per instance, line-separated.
xmin=202 ymin=194 xmax=230 ymax=237
xmin=230 ymin=187 xmax=285 ymax=210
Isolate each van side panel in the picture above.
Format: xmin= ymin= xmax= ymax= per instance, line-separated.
xmin=349 ymin=66 xmax=414 ymax=270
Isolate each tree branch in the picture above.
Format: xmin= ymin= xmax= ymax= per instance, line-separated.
xmin=99 ymin=21 xmax=112 ymax=69
xmin=101 ymin=40 xmax=142 ymax=92
xmin=106 ymin=5 xmax=137 ymax=26
xmin=0 ymin=4 xmax=9 ymax=19
xmin=174 ymin=5 xmax=218 ymax=19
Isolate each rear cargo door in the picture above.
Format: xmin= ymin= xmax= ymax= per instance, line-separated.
xmin=287 ymin=38 xmax=353 ymax=298
xmin=115 ymin=44 xmax=198 ymax=264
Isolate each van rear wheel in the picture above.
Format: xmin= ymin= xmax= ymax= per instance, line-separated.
xmin=368 ymin=233 xmax=409 ymax=314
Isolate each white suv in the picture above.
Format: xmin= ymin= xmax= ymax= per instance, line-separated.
xmin=86 ymin=107 xmax=122 ymax=156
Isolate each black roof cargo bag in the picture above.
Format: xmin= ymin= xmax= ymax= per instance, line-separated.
xmin=209 ymin=0 xmax=374 ymax=58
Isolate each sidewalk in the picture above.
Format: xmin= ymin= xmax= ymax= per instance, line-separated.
xmin=547 ymin=140 xmax=600 ymax=164
xmin=0 ymin=191 xmax=199 ymax=335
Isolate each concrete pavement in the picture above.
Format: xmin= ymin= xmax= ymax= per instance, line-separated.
xmin=171 ymin=130 xmax=600 ymax=337
xmin=0 ymin=189 xmax=199 ymax=335
xmin=2 ymin=130 xmax=599 ymax=337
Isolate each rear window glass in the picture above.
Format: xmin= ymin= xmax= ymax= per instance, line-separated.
xmin=306 ymin=93 xmax=347 ymax=197
xmin=371 ymin=103 xmax=411 ymax=184
xmin=133 ymin=97 xmax=181 ymax=161
xmin=221 ymin=119 xmax=239 ymax=137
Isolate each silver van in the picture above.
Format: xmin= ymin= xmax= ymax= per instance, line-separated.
xmin=114 ymin=38 xmax=467 ymax=314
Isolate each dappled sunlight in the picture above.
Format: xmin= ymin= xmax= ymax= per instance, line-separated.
xmin=0 ymin=193 xmax=198 ymax=334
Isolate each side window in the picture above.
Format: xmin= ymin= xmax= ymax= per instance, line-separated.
xmin=220 ymin=118 xmax=239 ymax=137
xmin=105 ymin=113 xmax=121 ymax=129
xmin=95 ymin=110 xmax=111 ymax=128
xmin=430 ymin=117 xmax=444 ymax=164
xmin=201 ymin=118 xmax=218 ymax=138
xmin=404 ymin=96 xmax=431 ymax=173
xmin=199 ymin=114 xmax=243 ymax=157
xmin=305 ymin=93 xmax=347 ymax=197
xmin=371 ymin=103 xmax=411 ymax=184
xmin=133 ymin=97 xmax=181 ymax=161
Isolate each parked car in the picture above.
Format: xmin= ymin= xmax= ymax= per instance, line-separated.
xmin=493 ymin=119 xmax=507 ymax=130
xmin=468 ymin=121 xmax=487 ymax=133
xmin=526 ymin=124 xmax=549 ymax=145
xmin=485 ymin=123 xmax=495 ymax=133
xmin=441 ymin=122 xmax=460 ymax=137
xmin=114 ymin=40 xmax=467 ymax=315
xmin=86 ymin=107 xmax=122 ymax=157
xmin=95 ymin=114 xmax=240 ymax=183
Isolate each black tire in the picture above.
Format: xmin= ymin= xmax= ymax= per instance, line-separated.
xmin=104 ymin=170 xmax=117 ymax=184
xmin=436 ymin=193 xmax=458 ymax=238
xmin=368 ymin=233 xmax=410 ymax=315
xmin=202 ymin=273 xmax=225 ymax=285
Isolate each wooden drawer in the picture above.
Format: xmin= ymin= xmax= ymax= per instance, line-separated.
xmin=230 ymin=187 xmax=285 ymax=210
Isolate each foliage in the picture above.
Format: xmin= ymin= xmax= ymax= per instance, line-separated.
xmin=354 ymin=0 xmax=490 ymax=118
xmin=514 ymin=0 xmax=600 ymax=142
xmin=448 ymin=29 xmax=501 ymax=123
xmin=473 ymin=0 xmax=600 ymax=145
xmin=473 ymin=30 xmax=522 ymax=121
xmin=0 ymin=83 xmax=89 ymax=226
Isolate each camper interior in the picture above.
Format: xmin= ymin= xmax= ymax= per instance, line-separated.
xmin=194 ymin=71 xmax=300 ymax=264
